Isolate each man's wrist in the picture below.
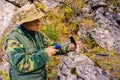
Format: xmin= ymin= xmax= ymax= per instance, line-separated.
xmin=44 ymin=48 xmax=51 ymax=58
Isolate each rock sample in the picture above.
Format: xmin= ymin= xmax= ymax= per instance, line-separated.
xmin=56 ymin=51 xmax=111 ymax=80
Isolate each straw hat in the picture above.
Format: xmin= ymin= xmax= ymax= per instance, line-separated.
xmin=16 ymin=2 xmax=46 ymax=25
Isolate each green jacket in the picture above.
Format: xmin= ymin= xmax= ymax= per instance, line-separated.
xmin=4 ymin=26 xmax=69 ymax=80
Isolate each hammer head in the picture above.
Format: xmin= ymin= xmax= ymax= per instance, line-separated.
xmin=69 ymin=35 xmax=76 ymax=48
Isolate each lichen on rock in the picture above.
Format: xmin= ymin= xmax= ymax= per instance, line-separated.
xmin=56 ymin=51 xmax=112 ymax=80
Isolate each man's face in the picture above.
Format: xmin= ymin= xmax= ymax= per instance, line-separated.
xmin=24 ymin=19 xmax=41 ymax=31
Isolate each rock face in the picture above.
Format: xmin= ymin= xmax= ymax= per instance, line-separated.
xmin=56 ymin=51 xmax=111 ymax=80
xmin=5 ymin=0 xmax=29 ymax=7
xmin=0 ymin=0 xmax=15 ymax=35
xmin=78 ymin=0 xmax=120 ymax=54
xmin=5 ymin=0 xmax=61 ymax=9
xmin=91 ymin=6 xmax=120 ymax=54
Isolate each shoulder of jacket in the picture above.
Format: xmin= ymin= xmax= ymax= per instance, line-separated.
xmin=7 ymin=27 xmax=22 ymax=40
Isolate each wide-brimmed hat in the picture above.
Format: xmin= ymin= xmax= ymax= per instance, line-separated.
xmin=16 ymin=2 xmax=46 ymax=25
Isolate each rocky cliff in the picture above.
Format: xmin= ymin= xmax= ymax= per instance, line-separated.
xmin=78 ymin=0 xmax=120 ymax=54
xmin=0 ymin=0 xmax=120 ymax=80
xmin=56 ymin=51 xmax=112 ymax=80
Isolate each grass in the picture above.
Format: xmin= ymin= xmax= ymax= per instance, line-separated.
xmin=46 ymin=56 xmax=62 ymax=80
xmin=85 ymin=44 xmax=120 ymax=79
xmin=0 ymin=70 xmax=9 ymax=80
xmin=79 ymin=17 xmax=96 ymax=30
xmin=0 ymin=34 xmax=7 ymax=48
xmin=0 ymin=34 xmax=7 ymax=62
xmin=42 ymin=24 xmax=59 ymax=41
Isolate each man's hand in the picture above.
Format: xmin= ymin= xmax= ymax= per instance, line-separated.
xmin=69 ymin=41 xmax=82 ymax=51
xmin=45 ymin=46 xmax=59 ymax=57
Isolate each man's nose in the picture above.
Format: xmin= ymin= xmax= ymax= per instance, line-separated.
xmin=36 ymin=21 xmax=41 ymax=25
xmin=35 ymin=19 xmax=41 ymax=24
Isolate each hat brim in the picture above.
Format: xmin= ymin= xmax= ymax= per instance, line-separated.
xmin=17 ymin=12 xmax=46 ymax=25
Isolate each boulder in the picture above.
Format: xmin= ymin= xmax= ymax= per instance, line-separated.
xmin=91 ymin=7 xmax=120 ymax=54
xmin=0 ymin=0 xmax=15 ymax=35
xmin=78 ymin=0 xmax=120 ymax=54
xmin=5 ymin=0 xmax=29 ymax=7
xmin=5 ymin=0 xmax=61 ymax=9
xmin=56 ymin=51 xmax=111 ymax=80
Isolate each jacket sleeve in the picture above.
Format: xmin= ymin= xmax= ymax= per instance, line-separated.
xmin=6 ymin=39 xmax=49 ymax=73
xmin=40 ymin=33 xmax=70 ymax=55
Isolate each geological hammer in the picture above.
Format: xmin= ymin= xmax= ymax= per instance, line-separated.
xmin=54 ymin=35 xmax=76 ymax=49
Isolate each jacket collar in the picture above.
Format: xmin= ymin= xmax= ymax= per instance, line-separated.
xmin=19 ymin=25 xmax=37 ymax=35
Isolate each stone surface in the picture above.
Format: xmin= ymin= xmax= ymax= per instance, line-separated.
xmin=56 ymin=51 xmax=111 ymax=80
xmin=78 ymin=0 xmax=120 ymax=54
xmin=5 ymin=0 xmax=61 ymax=10
xmin=0 ymin=0 xmax=15 ymax=35
xmin=91 ymin=7 xmax=120 ymax=54
xmin=5 ymin=0 xmax=30 ymax=7
xmin=42 ymin=0 xmax=60 ymax=10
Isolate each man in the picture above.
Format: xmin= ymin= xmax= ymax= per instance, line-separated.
xmin=4 ymin=2 xmax=82 ymax=80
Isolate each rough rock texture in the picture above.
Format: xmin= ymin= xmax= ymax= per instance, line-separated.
xmin=5 ymin=0 xmax=29 ymax=7
xmin=0 ymin=0 xmax=15 ymax=35
xmin=5 ymin=0 xmax=61 ymax=9
xmin=42 ymin=0 xmax=61 ymax=10
xmin=56 ymin=51 xmax=111 ymax=80
xmin=78 ymin=0 xmax=120 ymax=54
xmin=91 ymin=7 xmax=120 ymax=54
